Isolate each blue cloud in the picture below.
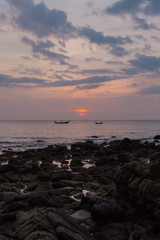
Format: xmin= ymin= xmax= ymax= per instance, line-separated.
xmin=106 ymin=0 xmax=143 ymax=15
xmin=123 ymin=54 xmax=160 ymax=75
xmin=140 ymin=85 xmax=160 ymax=95
xmin=133 ymin=16 xmax=158 ymax=30
xmin=53 ymin=75 xmax=123 ymax=87
xmin=21 ymin=37 xmax=71 ymax=66
xmin=0 ymin=73 xmax=53 ymax=88
xmin=7 ymin=0 xmax=75 ymax=38
xmin=106 ymin=0 xmax=160 ymax=16
xmin=110 ymin=46 xmax=129 ymax=56
xmin=80 ymin=27 xmax=132 ymax=46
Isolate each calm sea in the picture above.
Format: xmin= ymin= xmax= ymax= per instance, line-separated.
xmin=0 ymin=120 xmax=160 ymax=153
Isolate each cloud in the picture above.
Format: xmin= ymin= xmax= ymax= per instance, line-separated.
xmin=106 ymin=60 xmax=124 ymax=65
xmin=129 ymin=55 xmax=160 ymax=72
xmin=7 ymin=0 xmax=76 ymax=38
xmin=0 ymin=73 xmax=53 ymax=88
xmin=76 ymin=84 xmax=101 ymax=90
xmin=18 ymin=68 xmax=46 ymax=76
xmin=53 ymin=75 xmax=123 ymax=87
xmin=80 ymin=69 xmax=115 ymax=74
xmin=7 ymin=0 xmax=133 ymax=50
xmin=21 ymin=56 xmax=31 ymax=61
xmin=106 ymin=0 xmax=160 ymax=16
xmin=123 ymin=54 xmax=160 ymax=75
xmin=21 ymin=36 xmax=70 ymax=65
xmin=110 ymin=46 xmax=129 ymax=56
xmin=140 ymin=85 xmax=160 ymax=95
xmin=133 ymin=16 xmax=157 ymax=30
xmin=106 ymin=0 xmax=143 ymax=15
xmin=144 ymin=0 xmax=160 ymax=15
xmin=85 ymin=57 xmax=102 ymax=62
xmin=80 ymin=26 xmax=132 ymax=46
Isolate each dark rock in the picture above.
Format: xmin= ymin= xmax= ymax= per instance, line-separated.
xmin=81 ymin=195 xmax=96 ymax=211
xmin=0 ymin=212 xmax=17 ymax=224
xmin=28 ymin=195 xmax=56 ymax=208
xmin=118 ymin=153 xmax=130 ymax=163
xmin=16 ymin=208 xmax=93 ymax=240
xmin=153 ymin=135 xmax=160 ymax=139
xmin=0 ymin=164 xmax=17 ymax=173
xmin=91 ymin=200 xmax=126 ymax=224
xmin=70 ymin=159 xmax=83 ymax=167
xmin=97 ymin=222 xmax=129 ymax=240
xmin=150 ymin=152 xmax=160 ymax=162
xmin=37 ymin=171 xmax=52 ymax=181
xmin=2 ymin=202 xmax=29 ymax=214
xmin=52 ymin=171 xmax=72 ymax=181
xmin=56 ymin=226 xmax=85 ymax=240
xmin=96 ymin=156 xmax=116 ymax=166
xmin=150 ymin=162 xmax=160 ymax=178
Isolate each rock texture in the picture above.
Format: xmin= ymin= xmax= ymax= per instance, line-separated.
xmin=0 ymin=139 xmax=160 ymax=239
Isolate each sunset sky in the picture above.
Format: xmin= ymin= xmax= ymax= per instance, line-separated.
xmin=0 ymin=0 xmax=160 ymax=120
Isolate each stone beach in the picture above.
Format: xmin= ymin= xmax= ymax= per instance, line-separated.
xmin=1 ymin=137 xmax=160 ymax=239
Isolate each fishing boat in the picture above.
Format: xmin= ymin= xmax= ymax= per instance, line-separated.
xmin=54 ymin=120 xmax=70 ymax=124
xmin=95 ymin=121 xmax=103 ymax=124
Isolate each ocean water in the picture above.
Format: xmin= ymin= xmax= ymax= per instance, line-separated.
xmin=0 ymin=120 xmax=160 ymax=153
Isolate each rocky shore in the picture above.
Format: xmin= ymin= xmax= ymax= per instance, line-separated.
xmin=1 ymin=137 xmax=160 ymax=239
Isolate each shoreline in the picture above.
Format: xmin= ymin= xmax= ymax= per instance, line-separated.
xmin=1 ymin=137 xmax=160 ymax=239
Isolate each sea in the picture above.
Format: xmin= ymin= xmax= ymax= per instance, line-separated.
xmin=0 ymin=120 xmax=160 ymax=153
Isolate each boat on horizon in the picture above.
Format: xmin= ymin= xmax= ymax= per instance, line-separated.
xmin=95 ymin=121 xmax=103 ymax=124
xmin=54 ymin=120 xmax=70 ymax=124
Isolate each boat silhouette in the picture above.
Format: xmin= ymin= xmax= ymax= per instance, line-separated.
xmin=95 ymin=121 xmax=103 ymax=124
xmin=54 ymin=120 xmax=70 ymax=124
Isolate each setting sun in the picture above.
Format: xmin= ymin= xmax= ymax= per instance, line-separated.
xmin=72 ymin=109 xmax=90 ymax=117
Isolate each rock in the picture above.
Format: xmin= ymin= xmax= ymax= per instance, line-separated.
xmin=25 ymin=231 xmax=57 ymax=240
xmin=150 ymin=162 xmax=160 ymax=178
xmin=71 ymin=210 xmax=91 ymax=223
xmin=96 ymin=156 xmax=116 ymax=166
xmin=52 ymin=187 xmax=74 ymax=196
xmin=97 ymin=222 xmax=129 ymax=240
xmin=153 ymin=135 xmax=160 ymax=139
xmin=70 ymin=159 xmax=83 ymax=167
xmin=138 ymin=179 xmax=160 ymax=200
xmin=118 ymin=153 xmax=130 ymax=163
xmin=0 ymin=164 xmax=17 ymax=172
xmin=56 ymin=226 xmax=85 ymax=240
xmin=91 ymin=200 xmax=126 ymax=224
xmin=28 ymin=195 xmax=56 ymax=208
xmin=36 ymin=171 xmax=52 ymax=181
xmin=2 ymin=202 xmax=29 ymax=214
xmin=16 ymin=208 xmax=92 ymax=240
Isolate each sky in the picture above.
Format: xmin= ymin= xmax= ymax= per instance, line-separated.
xmin=0 ymin=0 xmax=160 ymax=120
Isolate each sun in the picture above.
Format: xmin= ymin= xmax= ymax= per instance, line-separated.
xmin=79 ymin=113 xmax=85 ymax=116
xmin=72 ymin=109 xmax=90 ymax=117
